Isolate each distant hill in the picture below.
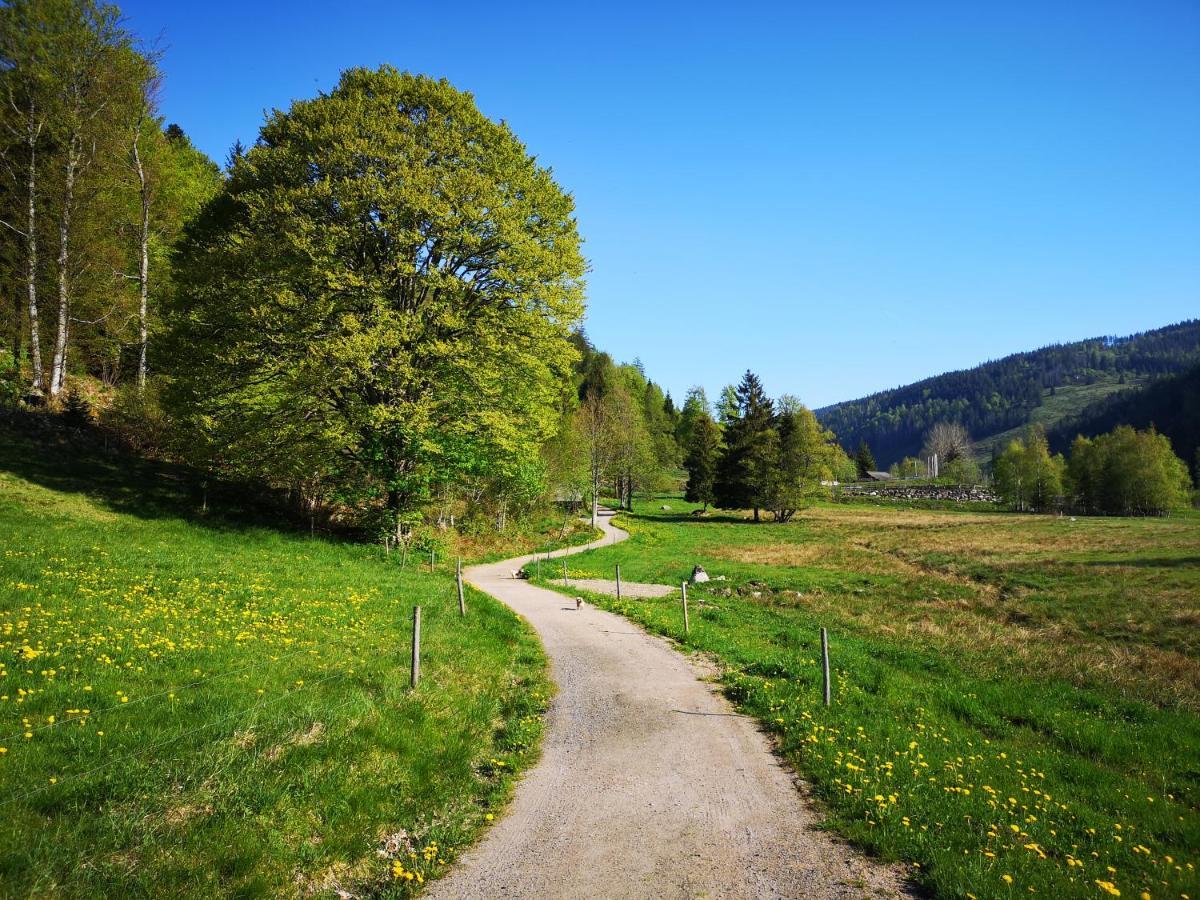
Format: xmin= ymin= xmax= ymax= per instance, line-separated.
xmin=1046 ymin=363 xmax=1200 ymax=481
xmin=816 ymin=320 xmax=1200 ymax=468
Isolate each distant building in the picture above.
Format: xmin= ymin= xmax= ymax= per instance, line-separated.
xmin=864 ymin=471 xmax=894 ymax=481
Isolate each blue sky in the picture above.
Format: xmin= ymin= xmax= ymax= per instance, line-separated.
xmin=121 ymin=0 xmax=1199 ymax=408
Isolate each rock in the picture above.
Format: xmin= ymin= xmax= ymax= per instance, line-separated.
xmin=713 ymin=575 xmax=727 ymax=581
xmin=660 ymin=504 xmax=672 ymax=510
xmin=690 ymin=565 xmax=710 ymax=584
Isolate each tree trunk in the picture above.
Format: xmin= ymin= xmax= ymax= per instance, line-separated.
xmin=591 ymin=468 xmax=599 ymax=528
xmin=133 ymin=126 xmax=150 ymax=391
xmin=50 ymin=137 xmax=79 ymax=398
xmin=753 ymin=507 xmax=760 ymax=523
xmin=25 ymin=124 xmax=43 ymax=394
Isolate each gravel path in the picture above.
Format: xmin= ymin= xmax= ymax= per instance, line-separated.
xmin=561 ymin=577 xmax=677 ymax=598
xmin=427 ymin=509 xmax=909 ymax=899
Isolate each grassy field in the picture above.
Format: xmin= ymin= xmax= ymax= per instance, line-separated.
xmin=540 ymin=498 xmax=1200 ymax=900
xmin=0 ymin=433 xmax=559 ymax=898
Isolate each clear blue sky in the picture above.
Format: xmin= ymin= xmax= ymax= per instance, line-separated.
xmin=121 ymin=0 xmax=1199 ymax=409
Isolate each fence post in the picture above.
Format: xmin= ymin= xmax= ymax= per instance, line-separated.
xmin=429 ymin=548 xmax=435 ymax=572
xmin=821 ymin=627 xmax=831 ymax=707
xmin=562 ymin=559 xmax=568 ymax=587
xmin=456 ymin=558 xmax=466 ymax=617
xmin=401 ymin=542 xmax=408 ymax=569
xmin=681 ymin=582 xmax=690 ymax=634
xmin=410 ymin=606 xmax=422 ymax=689
xmin=616 ymin=564 xmax=622 ymax=602
xmin=536 ymin=555 xmax=541 ymax=579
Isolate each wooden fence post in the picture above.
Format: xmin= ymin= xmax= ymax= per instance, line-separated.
xmin=456 ymin=559 xmax=466 ymax=617
xmin=681 ymin=582 xmax=690 ymax=634
xmin=821 ymin=627 xmax=831 ymax=707
xmin=429 ymin=548 xmax=435 ymax=572
xmin=536 ymin=554 xmax=541 ymax=579
xmin=562 ymin=559 xmax=568 ymax=587
xmin=410 ymin=606 xmax=422 ymax=689
xmin=616 ymin=564 xmax=622 ymax=602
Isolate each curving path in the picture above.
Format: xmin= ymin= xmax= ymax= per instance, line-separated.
xmin=427 ymin=509 xmax=908 ymax=899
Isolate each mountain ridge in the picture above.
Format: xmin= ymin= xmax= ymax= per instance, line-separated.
xmin=815 ymin=320 xmax=1200 ymax=468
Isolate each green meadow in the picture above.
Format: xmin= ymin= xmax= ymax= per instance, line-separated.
xmin=540 ymin=498 xmax=1200 ymax=900
xmin=0 ymin=434 xmax=552 ymax=898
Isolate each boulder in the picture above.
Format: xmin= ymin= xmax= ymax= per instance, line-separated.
xmin=690 ymin=565 xmax=710 ymax=584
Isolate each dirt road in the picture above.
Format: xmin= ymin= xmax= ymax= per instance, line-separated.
xmin=427 ymin=510 xmax=907 ymax=899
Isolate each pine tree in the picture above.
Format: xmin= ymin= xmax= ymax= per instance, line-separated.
xmin=714 ymin=370 xmax=774 ymax=521
xmin=854 ymin=440 xmax=876 ymax=478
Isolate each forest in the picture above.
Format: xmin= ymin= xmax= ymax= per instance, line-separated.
xmin=817 ymin=320 xmax=1200 ymax=468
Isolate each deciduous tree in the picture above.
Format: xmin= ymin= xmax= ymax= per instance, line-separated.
xmin=165 ymin=68 xmax=586 ymax=535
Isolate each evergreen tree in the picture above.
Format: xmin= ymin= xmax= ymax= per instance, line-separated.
xmin=714 ymin=370 xmax=774 ymax=521
xmin=684 ymin=410 xmax=719 ymax=511
xmin=854 ymin=440 xmax=876 ymax=477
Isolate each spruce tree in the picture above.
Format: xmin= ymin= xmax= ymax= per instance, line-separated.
xmin=854 ymin=440 xmax=876 ymax=478
xmin=714 ymin=370 xmax=775 ymax=521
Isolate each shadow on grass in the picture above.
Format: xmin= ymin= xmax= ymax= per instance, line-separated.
xmin=0 ymin=408 xmax=327 ymax=538
xmin=1084 ymin=556 xmax=1200 ymax=569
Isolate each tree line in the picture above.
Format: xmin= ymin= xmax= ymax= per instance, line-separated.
xmin=1 ymin=0 xmax=222 ymax=404
xmin=993 ymin=424 xmax=1193 ymax=516
xmin=676 ymin=370 xmax=854 ymax=522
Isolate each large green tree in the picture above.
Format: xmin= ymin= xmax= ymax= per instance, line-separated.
xmin=765 ymin=406 xmax=838 ymax=522
xmin=714 ymin=370 xmax=774 ymax=521
xmin=165 ymin=67 xmax=586 ymax=534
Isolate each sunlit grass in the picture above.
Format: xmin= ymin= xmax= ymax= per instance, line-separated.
xmin=541 ymin=497 xmax=1200 ymax=899
xmin=0 ymin=435 xmax=551 ymax=898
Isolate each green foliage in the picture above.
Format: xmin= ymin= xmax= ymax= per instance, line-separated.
xmin=764 ymin=406 xmax=838 ymax=521
xmin=0 ymin=429 xmax=550 ymax=897
xmin=683 ymin=409 xmax=720 ymax=510
xmin=853 ymin=439 xmax=875 ymax=477
xmin=938 ymin=454 xmax=980 ymax=485
xmin=1066 ymin=426 xmax=1193 ymax=515
xmin=993 ymin=425 xmax=1065 ymax=512
xmin=714 ymin=370 xmax=775 ymax=519
xmin=164 ymin=67 xmax=586 ymax=530
xmin=819 ymin=319 xmax=1200 ymax=468
xmin=888 ymin=456 xmax=924 ymax=478
xmin=1048 ymin=362 xmax=1200 ymax=487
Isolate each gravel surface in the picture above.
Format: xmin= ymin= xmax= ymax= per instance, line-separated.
xmin=562 ymin=577 xmax=677 ymax=598
xmin=427 ymin=510 xmax=911 ymax=900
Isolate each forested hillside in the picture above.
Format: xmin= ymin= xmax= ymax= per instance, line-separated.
xmin=816 ymin=320 xmax=1200 ymax=467
xmin=1047 ymin=362 xmax=1200 ymax=482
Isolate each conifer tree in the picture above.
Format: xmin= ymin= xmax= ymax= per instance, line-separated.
xmin=854 ymin=440 xmax=876 ymax=478
xmin=684 ymin=410 xmax=719 ymax=511
xmin=714 ymin=370 xmax=774 ymax=521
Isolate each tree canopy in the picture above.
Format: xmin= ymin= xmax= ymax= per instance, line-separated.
xmin=164 ymin=67 xmax=586 ymax=533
